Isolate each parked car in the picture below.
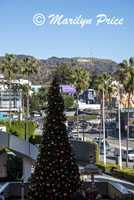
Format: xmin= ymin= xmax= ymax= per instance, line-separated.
xmin=114 ymin=147 xmax=134 ymax=161
xmin=68 ymin=121 xmax=75 ymax=129
xmin=92 ymin=137 xmax=103 ymax=143
xmin=92 ymin=137 xmax=100 ymax=143
xmin=78 ymin=119 xmax=86 ymax=124
xmin=70 ymin=131 xmax=77 ymax=137
xmin=67 ymin=128 xmax=72 ymax=134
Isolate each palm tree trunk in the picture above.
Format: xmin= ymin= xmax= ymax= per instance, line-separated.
xmin=25 ymin=79 xmax=29 ymax=141
xmin=76 ymin=93 xmax=79 ymax=140
xmin=9 ymin=76 xmax=11 ymax=126
xmin=110 ymin=95 xmax=112 ymax=130
xmin=25 ymin=92 xmax=28 ymax=141
xmin=22 ymin=95 xmax=24 ymax=115
xmin=126 ymin=94 xmax=130 ymax=167
xmin=99 ymin=101 xmax=102 ymax=155
xmin=27 ymin=79 xmax=30 ymax=118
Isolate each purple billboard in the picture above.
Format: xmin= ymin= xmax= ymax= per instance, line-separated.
xmin=61 ymin=85 xmax=76 ymax=93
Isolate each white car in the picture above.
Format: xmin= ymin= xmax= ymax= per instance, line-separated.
xmin=114 ymin=147 xmax=134 ymax=161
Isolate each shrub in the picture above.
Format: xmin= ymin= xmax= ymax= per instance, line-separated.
xmin=113 ymin=168 xmax=134 ymax=182
xmin=6 ymin=154 xmax=22 ymax=182
xmin=29 ymin=134 xmax=42 ymax=144
xmin=119 ymin=194 xmax=134 ymax=200
xmin=0 ymin=120 xmax=35 ymax=140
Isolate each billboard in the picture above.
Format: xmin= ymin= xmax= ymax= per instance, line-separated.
xmin=61 ymin=85 xmax=76 ymax=93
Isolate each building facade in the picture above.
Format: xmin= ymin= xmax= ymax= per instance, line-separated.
xmin=0 ymin=90 xmax=22 ymax=120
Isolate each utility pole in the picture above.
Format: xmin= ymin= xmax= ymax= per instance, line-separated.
xmin=103 ymin=84 xmax=106 ymax=165
xmin=118 ymin=86 xmax=122 ymax=170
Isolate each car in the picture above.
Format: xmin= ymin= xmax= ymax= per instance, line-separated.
xmin=92 ymin=138 xmax=111 ymax=151
xmin=67 ymin=128 xmax=72 ymax=134
xmin=114 ymin=147 xmax=134 ymax=161
xmin=68 ymin=121 xmax=75 ymax=129
xmin=100 ymin=146 xmax=108 ymax=155
xmin=71 ymin=132 xmax=78 ymax=138
xmin=92 ymin=137 xmax=103 ymax=143
xmin=100 ymin=141 xmax=111 ymax=151
xmin=92 ymin=137 xmax=99 ymax=143
xmin=78 ymin=119 xmax=86 ymax=124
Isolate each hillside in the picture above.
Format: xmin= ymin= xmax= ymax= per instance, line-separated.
xmin=1 ymin=55 xmax=120 ymax=84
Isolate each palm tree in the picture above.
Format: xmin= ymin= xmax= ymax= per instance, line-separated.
xmin=118 ymin=57 xmax=134 ymax=167
xmin=92 ymin=73 xmax=116 ymax=159
xmin=0 ymin=54 xmax=19 ymax=125
xmin=21 ymin=57 xmax=39 ymax=141
xmin=72 ymin=67 xmax=90 ymax=139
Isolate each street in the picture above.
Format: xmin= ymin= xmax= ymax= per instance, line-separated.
xmin=34 ymin=124 xmax=134 ymax=168
xmin=83 ymin=131 xmax=134 ymax=168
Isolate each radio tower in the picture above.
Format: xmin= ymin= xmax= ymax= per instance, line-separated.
xmin=90 ymin=49 xmax=93 ymax=67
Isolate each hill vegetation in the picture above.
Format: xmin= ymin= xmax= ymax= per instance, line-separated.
xmin=1 ymin=55 xmax=120 ymax=84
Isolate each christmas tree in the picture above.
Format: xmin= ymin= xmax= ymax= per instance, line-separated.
xmin=28 ymin=77 xmax=81 ymax=199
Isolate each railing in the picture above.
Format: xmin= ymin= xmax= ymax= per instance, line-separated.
xmin=0 ymin=181 xmax=133 ymax=199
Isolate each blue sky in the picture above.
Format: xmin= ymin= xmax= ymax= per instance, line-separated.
xmin=0 ymin=0 xmax=134 ymax=63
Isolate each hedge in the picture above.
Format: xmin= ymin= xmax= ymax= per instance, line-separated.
xmin=0 ymin=120 xmax=35 ymax=140
xmin=67 ymin=115 xmax=97 ymax=122
xmin=92 ymin=141 xmax=99 ymax=163
xmin=95 ymin=161 xmax=134 ymax=183
xmin=96 ymin=161 xmax=119 ymax=173
xmin=113 ymin=168 xmax=134 ymax=182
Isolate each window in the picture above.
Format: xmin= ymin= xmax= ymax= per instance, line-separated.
xmin=128 ymin=150 xmax=134 ymax=154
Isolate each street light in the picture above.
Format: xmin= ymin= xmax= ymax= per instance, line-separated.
xmin=102 ymin=84 xmax=106 ymax=165
xmin=118 ymin=86 xmax=122 ymax=170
